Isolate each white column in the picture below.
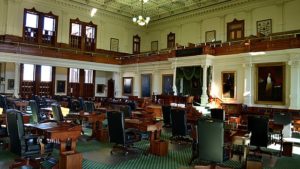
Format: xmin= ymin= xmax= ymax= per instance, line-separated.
xmin=134 ymin=72 xmax=140 ymax=97
xmin=172 ymin=67 xmax=177 ymax=96
xmin=201 ymin=65 xmax=208 ymax=106
xmin=152 ymin=70 xmax=160 ymax=95
xmin=243 ymin=63 xmax=253 ymax=106
xmin=113 ymin=72 xmax=122 ymax=97
xmin=14 ymin=62 xmax=20 ymax=98
xmin=289 ymin=61 xmax=300 ymax=109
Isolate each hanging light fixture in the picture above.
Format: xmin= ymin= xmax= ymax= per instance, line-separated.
xmin=132 ymin=0 xmax=150 ymax=26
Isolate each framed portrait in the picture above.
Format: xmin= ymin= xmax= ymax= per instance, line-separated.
xmin=205 ymin=30 xmax=216 ymax=42
xmin=221 ymin=71 xmax=236 ymax=99
xmin=151 ymin=41 xmax=158 ymax=51
xmin=7 ymin=79 xmax=14 ymax=90
xmin=162 ymin=74 xmax=173 ymax=95
xmin=56 ymin=80 xmax=66 ymax=93
xmin=255 ymin=63 xmax=285 ymax=105
xmin=110 ymin=38 xmax=119 ymax=52
xmin=97 ymin=84 xmax=105 ymax=93
xmin=123 ymin=77 xmax=133 ymax=95
xmin=141 ymin=74 xmax=152 ymax=97
xmin=257 ymin=19 xmax=272 ymax=36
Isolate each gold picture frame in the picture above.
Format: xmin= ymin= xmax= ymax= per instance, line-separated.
xmin=255 ymin=62 xmax=285 ymax=105
xmin=221 ymin=71 xmax=236 ymax=99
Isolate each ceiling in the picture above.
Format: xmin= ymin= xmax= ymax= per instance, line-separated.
xmin=69 ymin=0 xmax=232 ymax=21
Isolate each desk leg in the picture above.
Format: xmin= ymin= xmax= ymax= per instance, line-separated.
xmin=60 ymin=141 xmax=66 ymax=153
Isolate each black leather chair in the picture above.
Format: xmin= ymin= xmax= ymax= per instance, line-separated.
xmin=120 ymin=105 xmax=132 ymax=118
xmin=83 ymin=101 xmax=95 ymax=113
xmin=78 ymin=97 xmax=84 ymax=111
xmin=248 ymin=115 xmax=271 ymax=155
xmin=51 ymin=103 xmax=64 ymax=122
xmin=29 ymin=100 xmax=49 ymax=123
xmin=210 ymin=108 xmax=225 ymax=121
xmin=6 ymin=109 xmax=54 ymax=168
xmin=107 ymin=111 xmax=141 ymax=155
xmin=170 ymin=108 xmax=192 ymax=143
xmin=0 ymin=95 xmax=9 ymax=113
xmin=162 ymin=105 xmax=172 ymax=127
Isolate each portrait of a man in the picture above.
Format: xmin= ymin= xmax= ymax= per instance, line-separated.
xmin=222 ymin=72 xmax=235 ymax=99
xmin=256 ymin=63 xmax=285 ymax=105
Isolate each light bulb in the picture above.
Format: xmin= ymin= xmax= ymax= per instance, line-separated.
xmin=133 ymin=17 xmax=137 ymax=22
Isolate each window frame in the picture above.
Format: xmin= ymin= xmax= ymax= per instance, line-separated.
xmin=69 ymin=18 xmax=97 ymax=51
xmin=23 ymin=8 xmax=58 ymax=46
xmin=133 ymin=34 xmax=141 ymax=54
xmin=167 ymin=32 xmax=175 ymax=49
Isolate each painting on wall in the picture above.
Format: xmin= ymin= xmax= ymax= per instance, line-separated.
xmin=141 ymin=74 xmax=151 ymax=97
xmin=205 ymin=30 xmax=216 ymax=42
xmin=257 ymin=19 xmax=272 ymax=36
xmin=56 ymin=80 xmax=66 ymax=93
xmin=7 ymin=79 xmax=14 ymax=90
xmin=110 ymin=38 xmax=119 ymax=52
xmin=97 ymin=84 xmax=105 ymax=93
xmin=123 ymin=77 xmax=133 ymax=95
xmin=151 ymin=41 xmax=158 ymax=51
xmin=255 ymin=63 xmax=285 ymax=105
xmin=221 ymin=71 xmax=236 ymax=99
xmin=162 ymin=74 xmax=173 ymax=95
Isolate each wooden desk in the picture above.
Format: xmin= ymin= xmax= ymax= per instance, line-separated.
xmin=145 ymin=105 xmax=162 ymax=118
xmin=67 ymin=112 xmax=106 ymax=140
xmin=125 ymin=118 xmax=163 ymax=141
xmin=14 ymin=101 xmax=29 ymax=112
xmin=25 ymin=122 xmax=82 ymax=153
xmin=0 ymin=113 xmax=31 ymax=125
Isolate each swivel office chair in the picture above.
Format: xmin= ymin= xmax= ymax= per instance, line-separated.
xmin=29 ymin=100 xmax=49 ymax=123
xmin=107 ymin=111 xmax=141 ymax=155
xmin=6 ymin=109 xmax=54 ymax=169
xmin=162 ymin=105 xmax=172 ymax=127
xmin=170 ymin=108 xmax=192 ymax=144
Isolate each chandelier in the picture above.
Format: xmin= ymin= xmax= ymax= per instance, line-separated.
xmin=132 ymin=0 xmax=150 ymax=26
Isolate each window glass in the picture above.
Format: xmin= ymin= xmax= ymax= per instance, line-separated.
xmin=86 ymin=26 xmax=95 ymax=38
xmin=25 ymin=13 xmax=38 ymax=28
xmin=71 ymin=23 xmax=81 ymax=36
xmin=84 ymin=69 xmax=93 ymax=84
xmin=41 ymin=66 xmax=52 ymax=82
xmin=43 ymin=17 xmax=55 ymax=32
xmin=69 ymin=68 xmax=79 ymax=83
xmin=23 ymin=64 xmax=35 ymax=81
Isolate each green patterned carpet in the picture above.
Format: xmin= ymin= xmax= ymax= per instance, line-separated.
xmin=1 ymin=129 xmax=300 ymax=169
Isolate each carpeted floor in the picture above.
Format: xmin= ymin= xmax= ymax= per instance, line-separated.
xmin=1 ymin=129 xmax=300 ymax=169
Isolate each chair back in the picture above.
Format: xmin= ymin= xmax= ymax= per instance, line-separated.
xmin=210 ymin=108 xmax=225 ymax=121
xmin=171 ymin=108 xmax=187 ymax=136
xmin=107 ymin=111 xmax=125 ymax=145
xmin=0 ymin=95 xmax=9 ymax=113
xmin=78 ymin=97 xmax=84 ymax=111
xmin=162 ymin=105 xmax=171 ymax=126
xmin=6 ymin=109 xmax=24 ymax=155
xmin=197 ymin=119 xmax=224 ymax=163
xmin=120 ymin=105 xmax=131 ymax=118
xmin=248 ymin=115 xmax=269 ymax=147
xmin=83 ymin=101 xmax=95 ymax=113
xmin=29 ymin=100 xmax=41 ymax=123
xmin=273 ymin=112 xmax=292 ymax=138
xmin=51 ymin=103 xmax=64 ymax=122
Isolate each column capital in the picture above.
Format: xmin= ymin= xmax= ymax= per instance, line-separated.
xmin=243 ymin=63 xmax=253 ymax=68
xmin=201 ymin=64 xmax=208 ymax=69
